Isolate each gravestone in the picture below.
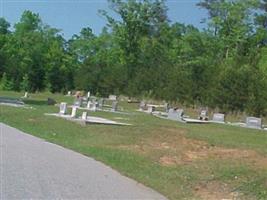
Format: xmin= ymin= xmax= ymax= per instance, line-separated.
xmin=147 ymin=105 xmax=155 ymax=113
xmin=67 ymin=91 xmax=71 ymax=96
xmin=59 ymin=102 xmax=67 ymax=115
xmin=246 ymin=117 xmax=262 ymax=129
xmin=139 ymin=101 xmax=146 ymax=111
xmin=199 ymin=110 xmax=209 ymax=121
xmin=22 ymin=92 xmax=29 ymax=98
xmin=212 ymin=113 xmax=225 ymax=123
xmin=111 ymin=101 xmax=118 ymax=112
xmin=98 ymin=98 xmax=104 ymax=109
xmin=87 ymin=101 xmax=96 ymax=111
xmin=91 ymin=102 xmax=97 ymax=112
xmin=87 ymin=91 xmax=91 ymax=99
xmin=168 ymin=108 xmax=184 ymax=121
xmin=109 ymin=95 xmax=117 ymax=101
xmin=81 ymin=112 xmax=87 ymax=120
xmin=47 ymin=98 xmax=56 ymax=105
xmin=164 ymin=103 xmax=170 ymax=113
xmin=74 ymin=97 xmax=82 ymax=107
xmin=71 ymin=106 xmax=77 ymax=118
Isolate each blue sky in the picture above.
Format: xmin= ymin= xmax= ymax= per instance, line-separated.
xmin=1 ymin=0 xmax=207 ymax=39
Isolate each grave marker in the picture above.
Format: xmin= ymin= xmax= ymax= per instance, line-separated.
xmin=139 ymin=101 xmax=146 ymax=111
xmin=147 ymin=105 xmax=155 ymax=113
xmin=212 ymin=113 xmax=225 ymax=123
xmin=81 ymin=112 xmax=87 ymax=120
xmin=71 ymin=106 xmax=77 ymax=118
xmin=167 ymin=108 xmax=184 ymax=121
xmin=199 ymin=110 xmax=209 ymax=121
xmin=59 ymin=102 xmax=67 ymax=115
xmin=109 ymin=95 xmax=117 ymax=101
xmin=246 ymin=117 xmax=262 ymax=129
xmin=111 ymin=101 xmax=118 ymax=112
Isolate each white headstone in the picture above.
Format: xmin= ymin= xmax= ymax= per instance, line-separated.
xmin=81 ymin=112 xmax=87 ymax=120
xmin=212 ymin=113 xmax=225 ymax=123
xmin=246 ymin=117 xmax=262 ymax=129
xmin=147 ymin=105 xmax=155 ymax=113
xmin=71 ymin=106 xmax=77 ymax=118
xmin=109 ymin=95 xmax=117 ymax=101
xmin=23 ymin=92 xmax=28 ymax=98
xmin=87 ymin=91 xmax=91 ymax=98
xmin=59 ymin=102 xmax=67 ymax=115
xmin=199 ymin=110 xmax=208 ymax=120
xmin=139 ymin=101 xmax=146 ymax=111
xmin=67 ymin=91 xmax=71 ymax=96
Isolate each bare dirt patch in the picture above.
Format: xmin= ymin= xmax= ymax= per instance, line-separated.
xmin=195 ymin=181 xmax=240 ymax=200
xmin=116 ymin=127 xmax=267 ymax=168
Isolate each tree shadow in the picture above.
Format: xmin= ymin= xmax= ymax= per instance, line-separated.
xmin=23 ymin=99 xmax=49 ymax=106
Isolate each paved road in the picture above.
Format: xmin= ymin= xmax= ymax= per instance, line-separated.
xmin=0 ymin=123 xmax=167 ymax=200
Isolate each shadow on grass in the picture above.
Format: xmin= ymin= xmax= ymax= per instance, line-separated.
xmin=23 ymin=99 xmax=49 ymax=106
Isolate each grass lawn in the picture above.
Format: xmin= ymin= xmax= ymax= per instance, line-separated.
xmin=1 ymin=91 xmax=267 ymax=200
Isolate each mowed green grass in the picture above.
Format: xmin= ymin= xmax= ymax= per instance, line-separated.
xmin=0 ymin=91 xmax=267 ymax=200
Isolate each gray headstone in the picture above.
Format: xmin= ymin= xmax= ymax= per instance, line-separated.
xmin=164 ymin=103 xmax=169 ymax=112
xmin=111 ymin=101 xmax=118 ymax=112
xmin=212 ymin=113 xmax=225 ymax=123
xmin=168 ymin=108 xmax=184 ymax=121
xmin=47 ymin=98 xmax=56 ymax=105
xmin=98 ymin=98 xmax=104 ymax=109
xmin=59 ymin=102 xmax=67 ymax=115
xmin=246 ymin=117 xmax=262 ymax=129
xmin=74 ymin=98 xmax=82 ymax=107
xmin=91 ymin=102 xmax=97 ymax=112
xmin=87 ymin=101 xmax=91 ymax=109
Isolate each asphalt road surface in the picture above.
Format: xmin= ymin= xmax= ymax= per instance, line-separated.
xmin=0 ymin=123 xmax=167 ymax=200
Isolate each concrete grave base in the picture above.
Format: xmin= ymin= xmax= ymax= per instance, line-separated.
xmin=45 ymin=113 xmax=131 ymax=126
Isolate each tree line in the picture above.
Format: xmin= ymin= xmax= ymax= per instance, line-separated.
xmin=0 ymin=0 xmax=267 ymax=116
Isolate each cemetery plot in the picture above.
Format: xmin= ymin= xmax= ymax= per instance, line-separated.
xmin=45 ymin=102 xmax=131 ymax=126
xmin=0 ymin=96 xmax=26 ymax=107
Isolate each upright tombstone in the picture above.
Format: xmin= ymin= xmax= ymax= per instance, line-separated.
xmin=22 ymin=92 xmax=29 ymax=98
xmin=246 ymin=117 xmax=262 ymax=129
xmin=87 ymin=91 xmax=91 ymax=99
xmin=67 ymin=91 xmax=71 ymax=96
xmin=87 ymin=100 xmax=92 ymax=109
xmin=139 ymin=101 xmax=146 ymax=111
xmin=168 ymin=108 xmax=184 ymax=121
xmin=147 ymin=105 xmax=155 ymax=114
xmin=109 ymin=95 xmax=117 ymax=101
xmin=74 ymin=97 xmax=82 ymax=107
xmin=98 ymin=98 xmax=104 ymax=109
xmin=199 ymin=110 xmax=209 ymax=121
xmin=91 ymin=102 xmax=97 ymax=112
xmin=111 ymin=101 xmax=118 ymax=112
xmin=59 ymin=102 xmax=67 ymax=115
xmin=81 ymin=112 xmax=88 ymax=120
xmin=164 ymin=103 xmax=170 ymax=113
xmin=212 ymin=113 xmax=225 ymax=123
xmin=71 ymin=106 xmax=77 ymax=118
